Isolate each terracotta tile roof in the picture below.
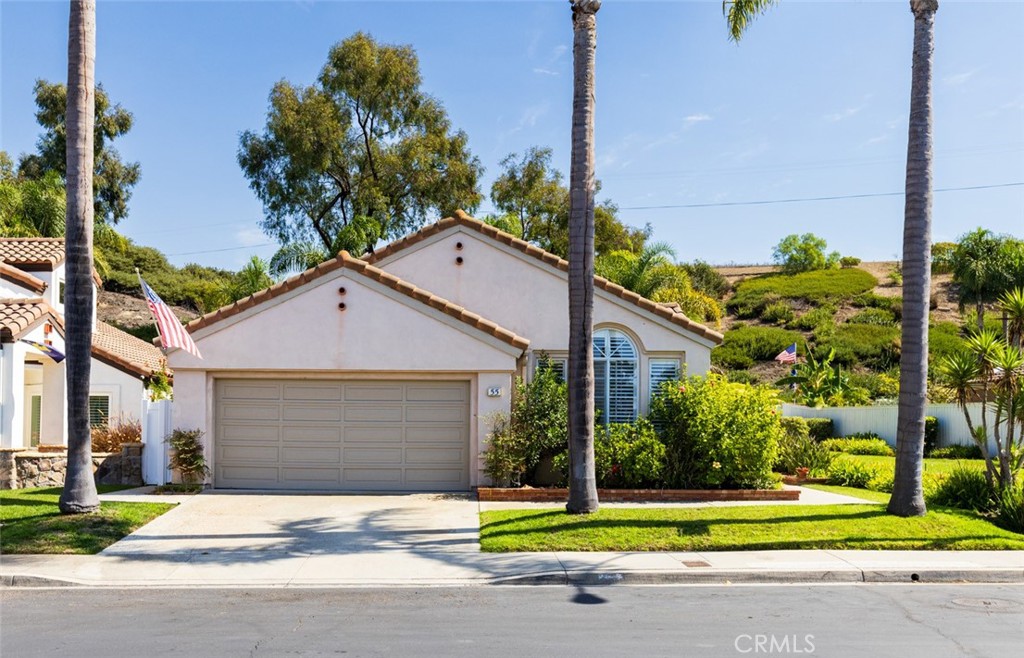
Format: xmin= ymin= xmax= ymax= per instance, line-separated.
xmin=0 ymin=262 xmax=48 ymax=293
xmin=0 ymin=298 xmax=61 ymax=342
xmin=0 ymin=238 xmax=103 ymax=285
xmin=93 ymin=321 xmax=169 ymax=378
xmin=182 ymin=252 xmax=530 ymax=352
xmin=0 ymin=238 xmax=67 ymax=267
xmin=365 ymin=211 xmax=725 ymax=345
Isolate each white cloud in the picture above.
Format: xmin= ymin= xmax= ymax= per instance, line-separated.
xmin=825 ymin=106 xmax=863 ymax=122
xmin=235 ymin=227 xmax=266 ymax=247
xmin=532 ymin=67 xmax=559 ymax=76
xmin=943 ymin=69 xmax=977 ymax=87
xmin=684 ymin=113 xmax=712 ymax=125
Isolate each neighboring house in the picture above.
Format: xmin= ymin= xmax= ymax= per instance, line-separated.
xmin=0 ymin=238 xmax=167 ymax=448
xmin=167 ymin=212 xmax=723 ymax=491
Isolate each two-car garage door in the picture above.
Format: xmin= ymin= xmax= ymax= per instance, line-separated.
xmin=214 ymin=379 xmax=470 ymax=491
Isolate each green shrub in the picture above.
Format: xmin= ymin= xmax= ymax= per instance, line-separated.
xmin=847 ymin=307 xmax=897 ymax=326
xmin=482 ymin=414 xmax=526 ymax=487
xmin=821 ymin=436 xmax=895 ymax=456
xmin=790 ymin=305 xmax=836 ymax=331
xmin=840 ymin=256 xmax=861 ymax=268
xmin=681 ymin=261 xmax=730 ymax=299
xmin=814 ymin=323 xmax=900 ymax=370
xmin=804 ymin=418 xmax=835 ymax=441
xmin=725 ymin=370 xmax=759 ymax=385
xmin=867 ymin=469 xmax=894 ymax=493
xmin=931 ymin=241 xmax=956 ymax=274
xmin=929 ymin=322 xmax=967 ymax=365
xmin=995 ymin=481 xmax=1024 ymax=534
xmin=826 ymin=458 xmax=880 ymax=489
xmin=848 ymin=371 xmax=900 ymax=401
xmin=924 ymin=416 xmax=939 ymax=455
xmin=851 ymin=293 xmax=902 ymax=319
xmin=760 ymin=301 xmax=795 ymax=325
xmin=930 ymin=444 xmax=983 ymax=460
xmin=482 ymin=363 xmax=568 ymax=486
xmin=927 ymin=465 xmax=996 ymax=512
xmin=651 ymin=375 xmax=783 ymax=489
xmin=554 ymin=420 xmax=666 ymax=488
xmin=711 ymin=325 xmax=803 ymax=369
xmin=166 ymin=428 xmax=209 ymax=485
xmin=728 ymin=268 xmax=877 ymax=315
xmin=776 ymin=418 xmax=835 ymax=475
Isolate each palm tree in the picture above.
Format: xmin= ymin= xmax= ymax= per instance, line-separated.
xmin=952 ymin=228 xmax=1009 ymax=332
xmin=596 ymin=242 xmax=678 ymax=298
xmin=999 ymin=287 xmax=1024 ymax=348
xmin=59 ymin=0 xmax=100 ymax=514
xmin=566 ymin=0 xmax=601 ymax=514
xmin=888 ymin=0 xmax=939 ymax=518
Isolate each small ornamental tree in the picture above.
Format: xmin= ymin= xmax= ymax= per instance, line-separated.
xmin=772 ymin=233 xmax=841 ymax=275
xmin=166 ymin=428 xmax=209 ymax=485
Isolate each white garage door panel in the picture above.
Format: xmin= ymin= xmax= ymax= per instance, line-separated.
xmin=215 ymin=379 xmax=470 ymax=491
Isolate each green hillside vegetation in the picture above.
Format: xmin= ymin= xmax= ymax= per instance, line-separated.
xmin=728 ymin=268 xmax=878 ymax=317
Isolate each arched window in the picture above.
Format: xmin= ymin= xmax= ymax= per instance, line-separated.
xmin=593 ymin=328 xmax=638 ymax=424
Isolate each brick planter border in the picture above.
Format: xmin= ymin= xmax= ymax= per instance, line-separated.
xmin=477 ymin=487 xmax=800 ymax=503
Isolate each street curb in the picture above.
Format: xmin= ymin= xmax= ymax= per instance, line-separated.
xmin=3 ymin=569 xmax=1022 ymax=589
xmin=1 ymin=574 xmax=84 ymax=588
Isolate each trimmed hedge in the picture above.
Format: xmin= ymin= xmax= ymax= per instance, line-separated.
xmin=804 ymin=418 xmax=834 ymax=441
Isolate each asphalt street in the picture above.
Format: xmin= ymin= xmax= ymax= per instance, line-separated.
xmin=2 ymin=584 xmax=1022 ymax=657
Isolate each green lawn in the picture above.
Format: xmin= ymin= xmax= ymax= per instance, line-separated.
xmin=840 ymin=454 xmax=987 ymax=475
xmin=479 ymin=504 xmax=1024 ymax=552
xmin=0 ymin=486 xmax=174 ymax=554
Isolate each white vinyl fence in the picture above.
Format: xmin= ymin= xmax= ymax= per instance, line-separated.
xmin=142 ymin=399 xmax=172 ymax=485
xmin=782 ymin=402 xmax=1002 ymax=453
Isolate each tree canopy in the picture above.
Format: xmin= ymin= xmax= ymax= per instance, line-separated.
xmin=485 ymin=146 xmax=648 ymax=259
xmin=772 ymin=233 xmax=841 ymax=274
xmin=238 ymin=32 xmax=483 ymax=270
xmin=17 ymin=80 xmax=140 ymax=225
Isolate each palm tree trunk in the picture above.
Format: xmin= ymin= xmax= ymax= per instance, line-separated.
xmin=59 ymin=0 xmax=100 ymax=514
xmin=888 ymin=0 xmax=938 ymax=518
xmin=565 ymin=0 xmax=601 ymax=515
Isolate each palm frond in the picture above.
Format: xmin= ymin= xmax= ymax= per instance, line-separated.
xmin=723 ymin=0 xmax=779 ymax=42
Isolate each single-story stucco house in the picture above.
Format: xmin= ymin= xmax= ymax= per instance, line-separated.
xmin=166 ymin=212 xmax=723 ymax=491
xmin=1 ymin=238 xmax=167 ymax=448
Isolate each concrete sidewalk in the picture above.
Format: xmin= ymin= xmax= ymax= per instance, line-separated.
xmin=2 ymin=487 xmax=1023 ymax=588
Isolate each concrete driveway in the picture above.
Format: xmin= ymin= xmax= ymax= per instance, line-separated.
xmin=94 ymin=492 xmax=563 ymax=586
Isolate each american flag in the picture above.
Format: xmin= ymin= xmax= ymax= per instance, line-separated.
xmin=774 ymin=343 xmax=798 ymax=364
xmin=140 ymin=276 xmax=202 ymax=359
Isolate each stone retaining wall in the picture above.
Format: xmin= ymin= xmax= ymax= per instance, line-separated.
xmin=0 ymin=443 xmax=144 ymax=490
xmin=477 ymin=487 xmax=801 ymax=503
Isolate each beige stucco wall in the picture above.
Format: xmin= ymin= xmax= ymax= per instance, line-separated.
xmin=375 ymin=227 xmax=715 ymax=412
xmin=167 ymin=267 xmax=521 ymax=487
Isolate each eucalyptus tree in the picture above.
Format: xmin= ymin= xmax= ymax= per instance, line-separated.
xmin=59 ymin=0 xmax=100 ymax=515
xmin=239 ymin=32 xmax=483 ymax=262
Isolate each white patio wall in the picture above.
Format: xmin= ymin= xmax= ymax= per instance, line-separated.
xmin=782 ymin=402 xmax=1003 ymax=453
xmin=142 ymin=398 xmax=172 ymax=485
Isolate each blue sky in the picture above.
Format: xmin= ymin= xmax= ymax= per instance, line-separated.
xmin=2 ymin=1 xmax=1022 ymax=271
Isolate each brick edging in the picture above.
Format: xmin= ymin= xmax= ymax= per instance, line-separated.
xmin=477 ymin=488 xmax=800 ymax=502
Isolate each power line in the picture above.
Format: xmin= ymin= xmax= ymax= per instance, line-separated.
xmin=166 ymin=242 xmax=276 ymax=257
xmin=619 ymin=182 xmax=1024 ymax=211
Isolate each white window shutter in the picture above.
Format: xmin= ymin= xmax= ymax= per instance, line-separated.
xmin=649 ymin=359 xmax=681 ymax=402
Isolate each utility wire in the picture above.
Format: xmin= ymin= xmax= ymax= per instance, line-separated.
xmin=619 ymin=182 xmax=1024 ymax=211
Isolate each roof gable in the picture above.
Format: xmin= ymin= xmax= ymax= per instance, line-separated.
xmin=0 ymin=298 xmax=62 ymax=342
xmin=0 ymin=263 xmax=48 ymax=294
xmin=181 ymin=251 xmax=528 ymax=353
xmin=365 ymin=211 xmax=724 ymax=345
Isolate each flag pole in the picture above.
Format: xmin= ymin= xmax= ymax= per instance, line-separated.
xmin=136 ymin=267 xmax=165 ymax=354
